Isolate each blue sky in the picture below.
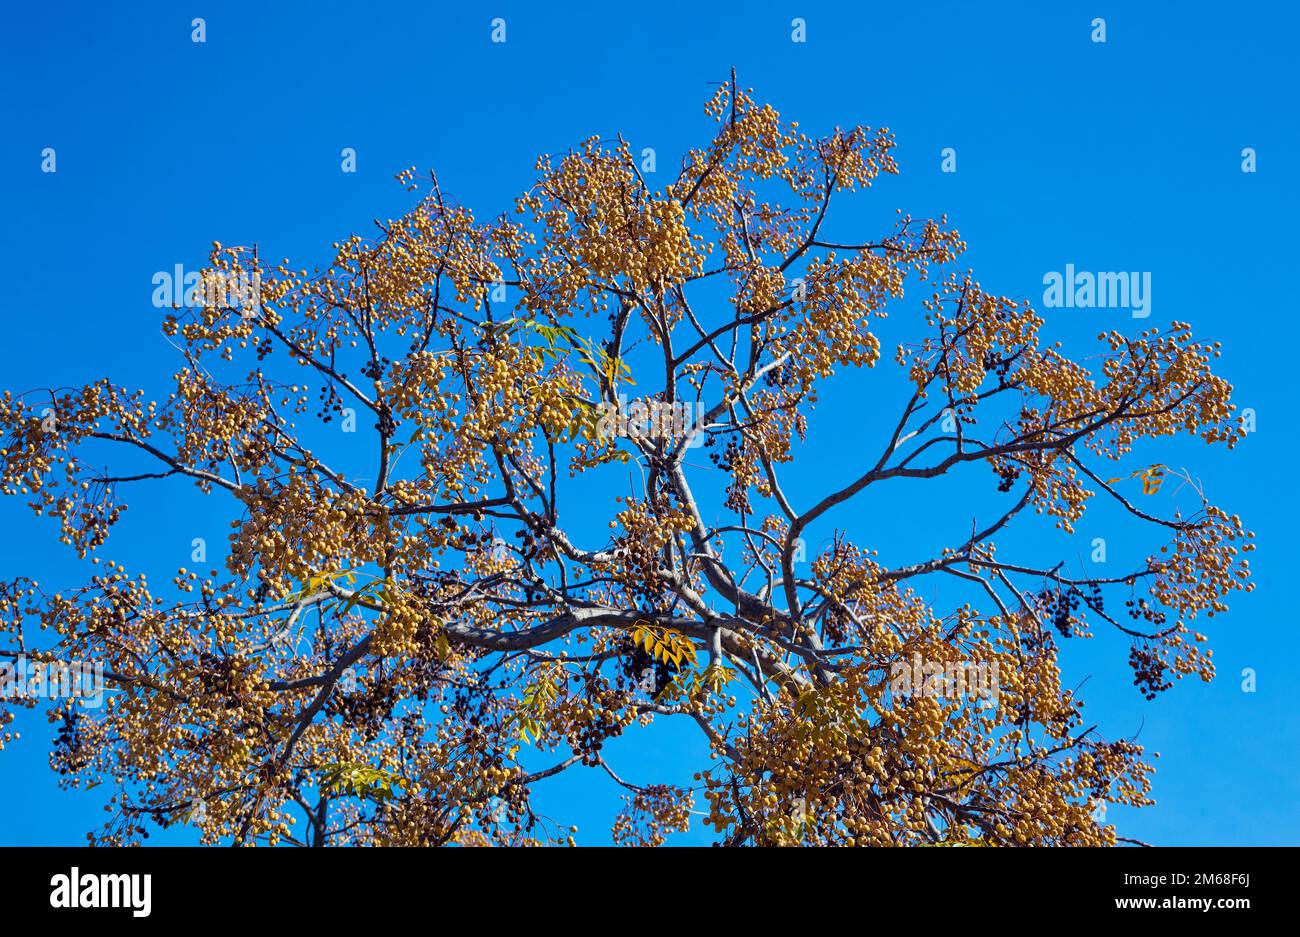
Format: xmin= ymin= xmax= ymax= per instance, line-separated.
xmin=0 ymin=1 xmax=1296 ymax=845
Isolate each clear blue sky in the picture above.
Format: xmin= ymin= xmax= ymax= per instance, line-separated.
xmin=0 ymin=1 xmax=1295 ymax=845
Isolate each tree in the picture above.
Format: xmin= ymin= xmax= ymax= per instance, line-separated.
xmin=0 ymin=75 xmax=1252 ymax=847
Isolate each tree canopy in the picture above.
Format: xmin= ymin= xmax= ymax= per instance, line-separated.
xmin=0 ymin=76 xmax=1252 ymax=846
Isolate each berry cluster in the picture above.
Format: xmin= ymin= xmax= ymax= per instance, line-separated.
xmin=619 ymin=640 xmax=680 ymax=700
xmin=52 ymin=707 xmax=87 ymax=776
xmin=1051 ymin=588 xmax=1078 ymax=637
xmin=1124 ymin=595 xmax=1168 ymax=628
xmin=706 ymin=436 xmax=741 ymax=473
xmin=329 ymin=675 xmax=402 ymax=740
xmin=360 ymin=355 xmax=392 ymax=381
xmin=763 ymin=359 xmax=797 ymax=388
xmin=981 ymin=349 xmax=1013 ymax=382
xmin=316 ymin=380 xmax=345 ymax=422
xmin=1129 ymin=644 xmax=1172 ymax=699
xmin=994 ymin=459 xmax=1021 ymax=492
